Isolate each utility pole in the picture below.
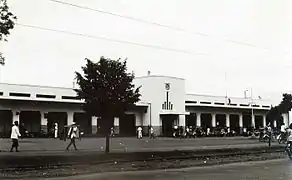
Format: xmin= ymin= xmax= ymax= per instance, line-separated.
xmin=244 ymin=90 xmax=248 ymax=99
xmin=251 ymin=88 xmax=255 ymax=129
xmin=224 ymin=72 xmax=228 ymax=104
xmin=245 ymin=88 xmax=255 ymax=129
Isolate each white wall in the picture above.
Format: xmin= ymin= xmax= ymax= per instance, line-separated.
xmin=0 ymin=83 xmax=80 ymax=103
xmin=185 ymin=93 xmax=272 ymax=109
xmin=134 ymin=75 xmax=186 ymax=126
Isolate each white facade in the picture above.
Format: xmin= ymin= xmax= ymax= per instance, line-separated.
xmin=134 ymin=76 xmax=188 ymax=134
xmin=0 ymin=75 xmax=288 ymax=137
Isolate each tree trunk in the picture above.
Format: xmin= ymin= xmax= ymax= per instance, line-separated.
xmin=105 ymin=132 xmax=110 ymax=153
xmin=103 ymin=115 xmax=114 ymax=153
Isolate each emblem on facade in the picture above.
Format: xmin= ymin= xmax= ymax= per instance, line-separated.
xmin=165 ymin=83 xmax=170 ymax=91
xmin=162 ymin=83 xmax=173 ymax=110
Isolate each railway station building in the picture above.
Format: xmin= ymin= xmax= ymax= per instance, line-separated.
xmin=0 ymin=75 xmax=288 ymax=137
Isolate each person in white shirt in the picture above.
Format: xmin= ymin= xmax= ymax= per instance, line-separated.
xmin=10 ymin=121 xmax=21 ymax=152
xmin=281 ymin=123 xmax=286 ymax=133
xmin=66 ymin=122 xmax=79 ymax=151
xmin=137 ymin=127 xmax=142 ymax=139
xmin=285 ymin=123 xmax=292 ymax=157
xmin=207 ymin=128 xmax=210 ymax=136
xmin=54 ymin=122 xmax=58 ymax=139
xmin=186 ymin=127 xmax=190 ymax=138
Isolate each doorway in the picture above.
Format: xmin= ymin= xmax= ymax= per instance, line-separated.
xmin=161 ymin=115 xmax=178 ymax=137
xmin=0 ymin=110 xmax=12 ymax=137
xmin=119 ymin=114 xmax=136 ymax=136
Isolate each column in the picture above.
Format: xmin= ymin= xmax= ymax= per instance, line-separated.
xmin=91 ymin=116 xmax=98 ymax=134
xmin=179 ymin=115 xmax=186 ymax=127
xmin=262 ymin=115 xmax=266 ymax=127
xmin=196 ymin=112 xmax=201 ymax=127
xmin=239 ymin=114 xmax=243 ymax=128
xmin=67 ymin=111 xmax=74 ymax=125
xmin=114 ymin=117 xmax=120 ymax=134
xmin=41 ymin=112 xmax=48 ymax=133
xmin=12 ymin=110 xmax=20 ymax=124
xmin=239 ymin=114 xmax=243 ymax=134
xmin=274 ymin=120 xmax=277 ymax=128
xmin=135 ymin=113 xmax=142 ymax=127
xmin=226 ymin=114 xmax=230 ymax=127
xmin=282 ymin=113 xmax=289 ymax=127
xmin=211 ymin=113 xmax=216 ymax=127
xmin=251 ymin=114 xmax=255 ymax=129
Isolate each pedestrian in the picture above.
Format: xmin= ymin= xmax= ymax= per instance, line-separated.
xmin=110 ymin=127 xmax=115 ymax=137
xmin=280 ymin=123 xmax=286 ymax=138
xmin=266 ymin=123 xmax=272 ymax=147
xmin=66 ymin=122 xmax=79 ymax=151
xmin=10 ymin=121 xmax=21 ymax=152
xmin=285 ymin=123 xmax=292 ymax=157
xmin=137 ymin=126 xmax=142 ymax=139
xmin=173 ymin=125 xmax=178 ymax=137
xmin=19 ymin=122 xmax=25 ymax=139
xmin=186 ymin=126 xmax=190 ymax=138
xmin=149 ymin=126 xmax=155 ymax=139
xmin=207 ymin=127 xmax=210 ymax=136
xmin=243 ymin=127 xmax=247 ymax=137
xmin=54 ymin=122 xmax=58 ymax=139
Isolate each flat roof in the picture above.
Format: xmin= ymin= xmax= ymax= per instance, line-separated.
xmin=0 ymin=82 xmax=73 ymax=90
xmin=135 ymin=75 xmax=185 ymax=80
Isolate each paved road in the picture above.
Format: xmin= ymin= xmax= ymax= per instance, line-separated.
xmin=47 ymin=159 xmax=292 ymax=180
xmin=0 ymin=137 xmax=275 ymax=154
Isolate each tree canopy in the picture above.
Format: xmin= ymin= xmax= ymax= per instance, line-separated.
xmin=266 ymin=93 xmax=292 ymax=126
xmin=0 ymin=0 xmax=17 ymax=64
xmin=75 ymin=57 xmax=141 ymax=152
xmin=75 ymin=57 xmax=141 ymax=118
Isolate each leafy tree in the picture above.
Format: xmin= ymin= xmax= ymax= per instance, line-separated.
xmin=278 ymin=93 xmax=292 ymax=113
xmin=75 ymin=57 xmax=141 ymax=153
xmin=266 ymin=106 xmax=281 ymax=126
xmin=266 ymin=93 xmax=292 ymax=126
xmin=0 ymin=0 xmax=17 ymax=65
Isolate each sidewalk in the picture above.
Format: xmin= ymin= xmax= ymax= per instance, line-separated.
xmin=0 ymin=136 xmax=267 ymax=153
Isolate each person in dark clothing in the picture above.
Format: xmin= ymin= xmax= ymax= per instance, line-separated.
xmin=66 ymin=122 xmax=79 ymax=151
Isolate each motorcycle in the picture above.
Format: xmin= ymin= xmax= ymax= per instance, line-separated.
xmin=277 ymin=133 xmax=287 ymax=144
xmin=259 ymin=133 xmax=270 ymax=142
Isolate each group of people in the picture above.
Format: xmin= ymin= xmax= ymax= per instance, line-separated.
xmin=136 ymin=126 xmax=155 ymax=139
xmin=9 ymin=121 xmax=80 ymax=152
xmin=172 ymin=126 xmax=237 ymax=138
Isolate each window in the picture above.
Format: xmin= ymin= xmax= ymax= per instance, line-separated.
xmin=9 ymin=92 xmax=30 ymax=97
xmin=185 ymin=101 xmax=197 ymax=104
xmin=214 ymin=102 xmax=225 ymax=105
xmin=36 ymin=94 xmax=56 ymax=99
xmin=61 ymin=96 xmax=81 ymax=100
xmin=240 ymin=104 xmax=249 ymax=107
xmin=200 ymin=101 xmax=211 ymax=104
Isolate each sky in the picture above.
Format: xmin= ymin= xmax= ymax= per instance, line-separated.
xmin=2 ymin=0 xmax=292 ymax=104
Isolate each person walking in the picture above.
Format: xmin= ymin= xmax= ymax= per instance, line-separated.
xmin=137 ymin=126 xmax=143 ymax=139
xmin=110 ymin=127 xmax=115 ymax=137
xmin=285 ymin=123 xmax=292 ymax=158
xmin=149 ymin=126 xmax=155 ymax=139
xmin=10 ymin=121 xmax=21 ymax=152
xmin=54 ymin=122 xmax=58 ymax=139
xmin=66 ymin=122 xmax=79 ymax=151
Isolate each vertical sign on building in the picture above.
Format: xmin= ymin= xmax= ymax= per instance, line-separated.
xmin=162 ymin=83 xmax=173 ymax=110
